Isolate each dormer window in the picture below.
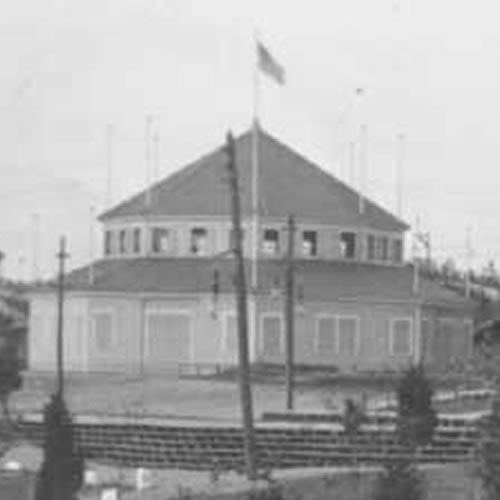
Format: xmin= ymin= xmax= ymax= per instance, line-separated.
xmin=302 ymin=230 xmax=318 ymax=257
xmin=118 ymin=229 xmax=127 ymax=254
xmin=133 ymin=228 xmax=142 ymax=254
xmin=152 ymin=227 xmax=170 ymax=254
xmin=340 ymin=232 xmax=356 ymax=259
xmin=191 ymin=227 xmax=208 ymax=255
xmin=262 ymin=229 xmax=280 ymax=255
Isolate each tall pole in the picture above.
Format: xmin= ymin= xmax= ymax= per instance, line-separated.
xmin=56 ymin=236 xmax=69 ymax=398
xmin=284 ymin=215 xmax=296 ymax=410
xmin=225 ymin=131 xmax=257 ymax=480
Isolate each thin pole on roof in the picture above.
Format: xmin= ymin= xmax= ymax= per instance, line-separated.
xmin=152 ymin=126 xmax=160 ymax=184
xmin=88 ymin=205 xmax=95 ymax=286
xmin=358 ymin=123 xmax=367 ymax=214
xmin=106 ymin=123 xmax=114 ymax=208
xmin=144 ymin=115 xmax=154 ymax=208
xmin=31 ymin=212 xmax=40 ymax=282
xmin=396 ymin=131 xmax=405 ymax=219
xmin=348 ymin=140 xmax=356 ymax=187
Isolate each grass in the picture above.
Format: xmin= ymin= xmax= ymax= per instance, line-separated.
xmin=117 ymin=463 xmax=480 ymax=500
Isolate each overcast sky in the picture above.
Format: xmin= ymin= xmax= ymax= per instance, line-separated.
xmin=1 ymin=0 xmax=499 ymax=279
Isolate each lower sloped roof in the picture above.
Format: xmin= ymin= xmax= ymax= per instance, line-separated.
xmin=34 ymin=258 xmax=472 ymax=309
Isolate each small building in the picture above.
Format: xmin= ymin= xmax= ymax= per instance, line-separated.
xmin=28 ymin=127 xmax=475 ymax=374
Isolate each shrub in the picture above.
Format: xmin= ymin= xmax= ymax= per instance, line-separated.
xmin=342 ymin=398 xmax=364 ymax=436
xmin=396 ymin=364 xmax=437 ymax=448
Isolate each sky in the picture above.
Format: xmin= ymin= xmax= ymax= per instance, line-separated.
xmin=1 ymin=0 xmax=499 ymax=279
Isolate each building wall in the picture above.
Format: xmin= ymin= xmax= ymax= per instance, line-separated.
xmin=421 ymin=306 xmax=473 ymax=371
xmin=29 ymin=294 xmax=89 ymax=372
xmin=28 ymin=291 xmax=473 ymax=375
xmin=254 ymin=298 xmax=418 ymax=372
xmin=103 ymin=217 xmax=404 ymax=265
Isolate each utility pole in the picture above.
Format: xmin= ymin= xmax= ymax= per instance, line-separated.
xmin=225 ymin=131 xmax=257 ymax=480
xmin=56 ymin=236 xmax=69 ymax=398
xmin=284 ymin=215 xmax=296 ymax=411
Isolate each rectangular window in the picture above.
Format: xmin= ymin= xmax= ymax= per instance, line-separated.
xmin=104 ymin=230 xmax=113 ymax=256
xmin=338 ymin=317 xmax=358 ymax=356
xmin=367 ymin=234 xmax=376 ymax=260
xmin=152 ymin=227 xmax=170 ymax=254
xmin=302 ymin=231 xmax=318 ymax=257
xmin=391 ymin=318 xmax=413 ymax=356
xmin=133 ymin=228 xmax=141 ymax=254
xmin=316 ymin=316 xmax=336 ymax=353
xmin=92 ymin=312 xmax=113 ymax=353
xmin=262 ymin=229 xmax=280 ymax=255
xmin=393 ymin=239 xmax=403 ymax=263
xmin=378 ymin=236 xmax=389 ymax=261
xmin=261 ymin=315 xmax=283 ymax=356
xmin=118 ymin=229 xmax=127 ymax=254
xmin=190 ymin=227 xmax=208 ymax=255
xmin=340 ymin=232 xmax=356 ymax=259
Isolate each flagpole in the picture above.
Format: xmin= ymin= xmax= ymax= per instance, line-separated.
xmin=250 ymin=34 xmax=261 ymax=363
xmin=251 ymin=33 xmax=260 ymax=290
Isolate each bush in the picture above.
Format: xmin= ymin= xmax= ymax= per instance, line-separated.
xmin=35 ymin=393 xmax=83 ymax=500
xmin=396 ymin=364 xmax=437 ymax=448
xmin=342 ymin=398 xmax=364 ymax=436
xmin=0 ymin=343 xmax=23 ymax=422
xmin=372 ymin=458 xmax=426 ymax=500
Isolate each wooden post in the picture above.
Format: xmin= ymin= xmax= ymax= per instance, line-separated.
xmin=284 ymin=215 xmax=296 ymax=410
xmin=225 ymin=131 xmax=257 ymax=480
xmin=56 ymin=236 xmax=69 ymax=398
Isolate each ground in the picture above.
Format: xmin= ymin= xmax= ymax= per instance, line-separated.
xmin=9 ymin=370 xmax=489 ymax=421
xmin=1 ymin=371 xmax=491 ymax=499
xmin=9 ymin=371 xmax=382 ymax=421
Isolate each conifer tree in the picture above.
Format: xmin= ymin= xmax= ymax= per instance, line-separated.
xmin=35 ymin=393 xmax=83 ymax=500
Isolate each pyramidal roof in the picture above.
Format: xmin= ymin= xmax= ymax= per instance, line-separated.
xmin=100 ymin=127 xmax=408 ymax=232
